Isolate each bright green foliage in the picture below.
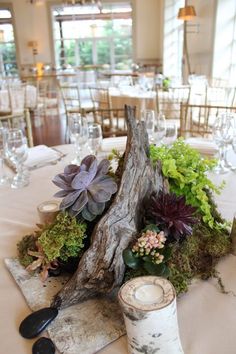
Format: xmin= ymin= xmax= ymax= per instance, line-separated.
xmin=150 ymin=139 xmax=224 ymax=229
xmin=38 ymin=212 xmax=87 ymax=262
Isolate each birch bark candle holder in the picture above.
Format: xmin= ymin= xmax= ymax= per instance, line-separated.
xmin=118 ymin=276 xmax=184 ymax=354
xmin=37 ymin=200 xmax=60 ymax=225
xmin=230 ymin=213 xmax=236 ymax=255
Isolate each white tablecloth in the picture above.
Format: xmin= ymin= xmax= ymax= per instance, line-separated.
xmin=0 ymin=143 xmax=236 ymax=354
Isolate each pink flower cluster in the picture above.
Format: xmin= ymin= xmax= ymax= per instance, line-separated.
xmin=132 ymin=230 xmax=166 ymax=264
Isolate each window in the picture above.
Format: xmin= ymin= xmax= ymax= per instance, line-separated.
xmin=213 ymin=0 xmax=236 ymax=84
xmin=163 ymin=0 xmax=184 ymax=80
xmin=52 ymin=2 xmax=132 ymax=70
xmin=0 ymin=9 xmax=17 ymax=76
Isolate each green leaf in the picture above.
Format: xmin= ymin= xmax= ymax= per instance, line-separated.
xmin=162 ymin=266 xmax=170 ymax=278
xmin=142 ymin=255 xmax=154 ymax=263
xmin=143 ymin=261 xmax=166 ymax=276
xmin=123 ymin=249 xmax=141 ymax=270
xmin=161 ymin=246 xmax=172 ymax=261
xmin=143 ymin=224 xmax=160 ymax=233
xmin=149 ymin=139 xmax=224 ymax=230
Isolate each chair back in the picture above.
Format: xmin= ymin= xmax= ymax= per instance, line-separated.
xmin=179 ymin=103 xmax=236 ymax=138
xmin=205 ymin=86 xmax=233 ymax=106
xmin=156 ymin=86 xmax=191 ymax=119
xmin=8 ymin=83 xmax=26 ymax=114
xmin=59 ymin=83 xmax=81 ymax=113
xmin=0 ymin=109 xmax=33 ymax=147
xmin=89 ymin=87 xmax=111 ymax=110
xmin=88 ymin=107 xmax=133 ymax=137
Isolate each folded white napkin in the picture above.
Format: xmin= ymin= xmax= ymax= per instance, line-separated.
xmin=101 ymin=137 xmax=127 ymax=153
xmin=185 ymin=137 xmax=218 ymax=157
xmin=25 ymin=145 xmax=62 ymax=169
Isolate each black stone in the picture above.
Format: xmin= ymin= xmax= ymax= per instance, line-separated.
xmin=32 ymin=337 xmax=55 ymax=354
xmin=19 ymin=307 xmax=58 ymax=339
xmin=48 ymin=267 xmax=61 ymax=277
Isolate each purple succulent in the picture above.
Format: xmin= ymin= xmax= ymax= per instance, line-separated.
xmin=145 ymin=191 xmax=198 ymax=241
xmin=52 ymin=155 xmax=117 ymax=221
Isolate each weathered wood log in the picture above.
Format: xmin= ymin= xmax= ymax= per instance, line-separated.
xmin=52 ymin=105 xmax=164 ymax=309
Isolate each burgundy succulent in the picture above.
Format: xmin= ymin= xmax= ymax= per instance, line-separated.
xmin=145 ymin=191 xmax=198 ymax=241
xmin=52 ymin=155 xmax=117 ymax=221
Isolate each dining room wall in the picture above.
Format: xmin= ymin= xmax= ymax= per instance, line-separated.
xmin=1 ymin=0 xmax=52 ymax=66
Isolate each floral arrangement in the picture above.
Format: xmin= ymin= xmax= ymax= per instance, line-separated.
xmin=17 ymin=142 xmax=232 ymax=294
xmin=123 ymin=140 xmax=231 ymax=294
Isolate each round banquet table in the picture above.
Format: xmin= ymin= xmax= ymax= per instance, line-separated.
xmin=1 ymin=143 xmax=236 ymax=354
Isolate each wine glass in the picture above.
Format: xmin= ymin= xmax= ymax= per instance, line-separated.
xmin=223 ymin=113 xmax=236 ymax=171
xmin=153 ymin=112 xmax=166 ymax=145
xmin=164 ymin=121 xmax=177 ymax=145
xmin=87 ymin=123 xmax=103 ymax=156
xmin=69 ymin=114 xmax=88 ymax=164
xmin=212 ymin=113 xmax=234 ymax=174
xmin=0 ymin=127 xmax=9 ymax=186
xmin=231 ymin=113 xmax=236 ymax=154
xmin=141 ymin=110 xmax=155 ymax=142
xmin=5 ymin=129 xmax=29 ymax=188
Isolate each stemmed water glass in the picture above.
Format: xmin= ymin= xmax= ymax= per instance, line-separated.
xmin=0 ymin=127 xmax=9 ymax=186
xmin=212 ymin=113 xmax=234 ymax=174
xmin=164 ymin=121 xmax=177 ymax=145
xmin=5 ymin=129 xmax=29 ymax=188
xmin=141 ymin=109 xmax=155 ymax=142
xmin=153 ymin=112 xmax=166 ymax=145
xmin=87 ymin=123 xmax=103 ymax=156
xmin=69 ymin=114 xmax=88 ymax=164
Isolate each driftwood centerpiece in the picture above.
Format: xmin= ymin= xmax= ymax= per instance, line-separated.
xmin=52 ymin=106 xmax=164 ymax=309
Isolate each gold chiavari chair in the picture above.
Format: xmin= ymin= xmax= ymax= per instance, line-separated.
xmin=205 ymin=86 xmax=234 ymax=106
xmin=89 ymin=86 xmax=113 ymax=125
xmin=156 ymin=86 xmax=191 ymax=120
xmin=179 ymin=103 xmax=236 ymax=138
xmin=59 ymin=83 xmax=81 ymax=116
xmin=89 ymin=86 xmax=112 ymax=110
xmin=88 ymin=107 xmax=133 ymax=138
xmin=0 ymin=109 xmax=33 ymax=147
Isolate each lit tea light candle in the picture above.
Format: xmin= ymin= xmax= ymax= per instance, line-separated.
xmin=37 ymin=200 xmax=60 ymax=225
xmin=118 ymin=276 xmax=184 ymax=354
xmin=134 ymin=283 xmax=163 ymax=304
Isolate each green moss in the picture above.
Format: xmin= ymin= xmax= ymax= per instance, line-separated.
xmin=168 ymin=267 xmax=191 ymax=295
xmin=166 ymin=222 xmax=231 ymax=294
xmin=38 ymin=212 xmax=87 ymax=262
xmin=17 ymin=234 xmax=37 ymax=267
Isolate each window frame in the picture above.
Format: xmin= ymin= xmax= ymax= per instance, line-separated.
xmin=48 ymin=0 xmax=135 ymax=69
xmin=0 ymin=3 xmax=20 ymax=76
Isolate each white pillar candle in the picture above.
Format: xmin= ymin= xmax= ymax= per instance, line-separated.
xmin=231 ymin=213 xmax=236 ymax=255
xmin=118 ymin=276 xmax=184 ymax=354
xmin=37 ymin=200 xmax=60 ymax=225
